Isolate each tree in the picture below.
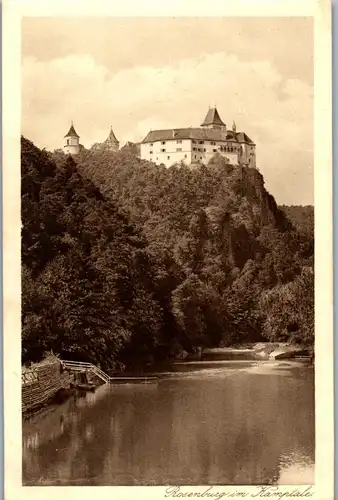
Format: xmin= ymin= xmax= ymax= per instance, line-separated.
xmin=259 ymin=267 xmax=314 ymax=345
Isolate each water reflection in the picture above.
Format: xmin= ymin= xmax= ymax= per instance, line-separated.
xmin=22 ymin=362 xmax=314 ymax=486
xmin=278 ymin=449 xmax=315 ymax=484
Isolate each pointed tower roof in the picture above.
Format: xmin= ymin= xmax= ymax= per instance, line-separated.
xmin=64 ymin=122 xmax=79 ymax=138
xmin=105 ymin=126 xmax=118 ymax=144
xmin=201 ymin=107 xmax=226 ymax=127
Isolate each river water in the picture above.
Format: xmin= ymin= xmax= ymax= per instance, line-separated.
xmin=22 ymin=359 xmax=315 ymax=486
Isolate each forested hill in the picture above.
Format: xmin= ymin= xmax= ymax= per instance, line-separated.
xmin=22 ymin=139 xmax=314 ymax=369
xmin=279 ymin=205 xmax=314 ymax=236
xmin=22 ymin=137 xmax=176 ymax=368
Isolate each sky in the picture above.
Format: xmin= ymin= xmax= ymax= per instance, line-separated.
xmin=21 ymin=17 xmax=313 ymax=205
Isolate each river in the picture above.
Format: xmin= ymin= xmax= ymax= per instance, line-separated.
xmin=22 ymin=358 xmax=314 ymax=486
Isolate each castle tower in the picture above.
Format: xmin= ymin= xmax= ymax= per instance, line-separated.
xmin=64 ymin=122 xmax=80 ymax=155
xmin=201 ymin=106 xmax=226 ymax=131
xmin=104 ymin=126 xmax=119 ymax=152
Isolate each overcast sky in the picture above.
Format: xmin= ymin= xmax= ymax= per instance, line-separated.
xmin=21 ymin=17 xmax=313 ymax=205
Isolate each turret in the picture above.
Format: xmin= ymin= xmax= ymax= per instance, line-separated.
xmin=104 ymin=126 xmax=119 ymax=151
xmin=64 ymin=122 xmax=80 ymax=155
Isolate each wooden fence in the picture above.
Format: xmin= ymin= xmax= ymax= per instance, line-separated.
xmin=22 ymin=361 xmax=63 ymax=414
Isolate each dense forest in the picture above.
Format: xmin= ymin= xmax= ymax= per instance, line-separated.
xmin=279 ymin=205 xmax=314 ymax=237
xmin=22 ymin=138 xmax=314 ymax=369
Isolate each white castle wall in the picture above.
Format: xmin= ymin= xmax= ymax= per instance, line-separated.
xmin=64 ymin=135 xmax=80 ymax=155
xmin=140 ymin=138 xmax=254 ymax=167
xmin=141 ymin=139 xmax=192 ymax=166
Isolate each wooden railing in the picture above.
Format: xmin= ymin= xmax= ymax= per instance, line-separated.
xmin=60 ymin=360 xmax=112 ymax=383
xmin=60 ymin=360 xmax=159 ymax=384
xmin=22 ymin=359 xmax=159 ymax=415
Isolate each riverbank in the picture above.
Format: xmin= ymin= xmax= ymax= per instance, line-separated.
xmin=22 ymin=343 xmax=313 ymax=418
xmin=178 ymin=342 xmax=313 ymax=362
xmin=22 ymin=356 xmax=101 ymax=419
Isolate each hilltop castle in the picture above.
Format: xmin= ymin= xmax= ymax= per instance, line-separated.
xmin=63 ymin=107 xmax=256 ymax=168
xmin=63 ymin=123 xmax=119 ymax=154
xmin=140 ymin=107 xmax=256 ymax=168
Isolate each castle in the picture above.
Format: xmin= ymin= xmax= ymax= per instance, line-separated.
xmin=63 ymin=107 xmax=256 ymax=168
xmin=63 ymin=123 xmax=119 ymax=154
xmin=91 ymin=126 xmax=119 ymax=152
xmin=140 ymin=107 xmax=256 ymax=168
xmin=64 ymin=122 xmax=83 ymax=155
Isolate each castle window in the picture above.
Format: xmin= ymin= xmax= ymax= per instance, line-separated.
xmin=184 ymin=155 xmax=187 ymax=158
xmin=211 ymin=141 xmax=216 ymax=145
xmin=193 ymin=147 xmax=197 ymax=151
xmin=150 ymin=151 xmax=153 ymax=154
xmin=176 ymin=140 xmax=182 ymax=144
xmin=192 ymin=140 xmax=196 ymax=144
xmin=204 ymin=148 xmax=206 ymax=152
xmin=194 ymin=155 xmax=197 ymax=159
xmin=213 ymin=149 xmax=217 ymax=153
xmin=67 ymin=139 xmax=69 ymax=145
xmin=200 ymin=157 xmax=202 ymax=160
xmin=176 ymin=148 xmax=182 ymax=152
xmin=161 ymin=141 xmax=166 ymax=145
xmin=161 ymin=148 xmax=166 ymax=152
xmin=150 ymin=143 xmax=153 ymax=147
xmin=199 ymin=141 xmax=204 ymax=144
xmin=167 ymin=156 xmax=170 ymax=160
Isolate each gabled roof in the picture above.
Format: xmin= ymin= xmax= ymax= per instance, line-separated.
xmin=64 ymin=123 xmax=79 ymax=138
xmin=142 ymin=127 xmax=255 ymax=145
xmin=201 ymin=107 xmax=226 ymax=127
